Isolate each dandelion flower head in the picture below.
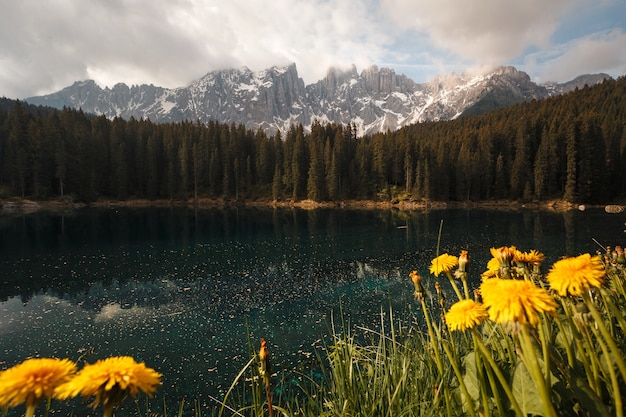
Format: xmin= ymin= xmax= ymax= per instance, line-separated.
xmin=490 ymin=246 xmax=516 ymax=264
xmin=429 ymin=253 xmax=458 ymax=276
xmin=480 ymin=278 xmax=557 ymax=326
xmin=481 ymin=269 xmax=499 ymax=280
xmin=514 ymin=249 xmax=545 ymax=265
xmin=547 ymin=253 xmax=605 ymax=297
xmin=485 ymin=257 xmax=499 ymax=272
xmin=55 ymin=356 xmax=161 ymax=407
xmin=445 ymin=299 xmax=488 ymax=332
xmin=0 ymin=358 xmax=76 ymax=408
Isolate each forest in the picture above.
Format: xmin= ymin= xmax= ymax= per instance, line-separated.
xmin=0 ymin=75 xmax=625 ymax=205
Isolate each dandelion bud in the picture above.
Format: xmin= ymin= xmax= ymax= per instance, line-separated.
xmin=490 ymin=246 xmax=515 ymax=279
xmin=259 ymin=338 xmax=270 ymax=379
xmin=605 ymin=246 xmax=612 ymax=258
xmin=410 ymin=270 xmax=426 ymax=300
xmin=259 ymin=339 xmax=268 ymax=360
xmin=409 ymin=270 xmax=420 ymax=285
xmin=615 ymin=246 xmax=626 ymax=265
xmin=435 ymin=281 xmax=446 ymax=310
xmin=491 ymin=246 xmax=515 ymax=265
xmin=458 ymin=250 xmax=469 ymax=273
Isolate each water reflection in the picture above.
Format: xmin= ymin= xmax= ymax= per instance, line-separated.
xmin=0 ymin=207 xmax=623 ymax=415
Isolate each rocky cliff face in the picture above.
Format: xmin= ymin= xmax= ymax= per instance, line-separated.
xmin=25 ymin=64 xmax=612 ymax=136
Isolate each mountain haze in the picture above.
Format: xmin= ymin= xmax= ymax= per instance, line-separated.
xmin=25 ymin=64 xmax=611 ymax=136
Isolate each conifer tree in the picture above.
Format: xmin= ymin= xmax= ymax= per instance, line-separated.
xmin=563 ymin=122 xmax=578 ymax=202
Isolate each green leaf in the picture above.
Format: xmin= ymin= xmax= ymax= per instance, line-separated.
xmin=512 ymin=361 xmax=544 ymax=416
xmin=568 ymin=375 xmax=612 ymax=417
xmin=462 ymin=352 xmax=480 ymax=401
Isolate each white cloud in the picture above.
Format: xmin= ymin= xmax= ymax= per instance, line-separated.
xmin=0 ymin=0 xmax=624 ymax=98
xmin=525 ymin=29 xmax=626 ymax=82
xmin=380 ymin=0 xmax=574 ymax=68
xmin=0 ymin=0 xmax=391 ymax=98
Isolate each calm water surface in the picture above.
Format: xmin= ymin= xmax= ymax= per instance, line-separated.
xmin=0 ymin=207 xmax=623 ymax=415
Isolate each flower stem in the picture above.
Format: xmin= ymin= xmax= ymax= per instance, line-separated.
xmin=445 ymin=271 xmax=464 ymax=301
xmin=25 ymin=403 xmax=36 ymax=417
xmin=420 ymin=297 xmax=453 ymax=413
xmin=103 ymin=403 xmax=114 ymax=417
xmin=561 ymin=298 xmax=599 ymax=394
xmin=472 ymin=328 xmax=524 ymax=417
xmin=519 ymin=325 xmax=557 ymax=417
xmin=420 ymin=298 xmax=443 ymax=374
xmin=600 ymin=289 xmax=626 ymax=335
xmin=582 ymin=292 xmax=626 ymax=381
xmin=588 ymin=322 xmax=623 ymax=417
xmin=538 ymin=319 xmax=551 ymax=388
xmin=438 ymin=336 xmax=478 ymax=417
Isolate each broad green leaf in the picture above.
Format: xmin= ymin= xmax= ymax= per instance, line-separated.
xmin=461 ymin=351 xmax=480 ymax=412
xmin=463 ymin=351 xmax=480 ymax=398
xmin=568 ymin=375 xmax=612 ymax=417
xmin=512 ymin=361 xmax=544 ymax=416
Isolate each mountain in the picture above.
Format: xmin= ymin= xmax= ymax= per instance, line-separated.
xmin=25 ymin=64 xmax=611 ymax=136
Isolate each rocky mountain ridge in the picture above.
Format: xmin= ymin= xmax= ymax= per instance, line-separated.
xmin=25 ymin=64 xmax=611 ymax=136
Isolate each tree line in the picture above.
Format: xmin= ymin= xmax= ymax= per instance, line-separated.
xmin=1 ymin=76 xmax=625 ymax=204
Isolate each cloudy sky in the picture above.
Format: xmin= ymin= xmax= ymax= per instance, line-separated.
xmin=1 ymin=0 xmax=625 ymax=99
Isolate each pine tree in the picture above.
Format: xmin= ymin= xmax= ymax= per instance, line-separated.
xmin=146 ymin=134 xmax=160 ymax=199
xmin=179 ymin=135 xmax=191 ymax=199
xmin=494 ymin=153 xmax=506 ymax=198
xmin=577 ymin=113 xmax=605 ymax=202
xmin=291 ymin=125 xmax=307 ymax=200
xmin=27 ymin=116 xmax=47 ymax=198
xmin=307 ymin=122 xmax=325 ymax=201
xmin=510 ymin=124 xmax=532 ymax=199
xmin=533 ymin=129 xmax=549 ymax=201
xmin=563 ymin=121 xmax=578 ymax=202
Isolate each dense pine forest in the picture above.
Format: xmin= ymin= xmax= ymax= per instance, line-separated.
xmin=1 ymin=76 xmax=625 ymax=205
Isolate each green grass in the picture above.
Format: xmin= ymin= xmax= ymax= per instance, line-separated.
xmin=216 ymin=245 xmax=626 ymax=417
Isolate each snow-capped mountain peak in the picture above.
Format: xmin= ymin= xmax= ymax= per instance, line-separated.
xmin=25 ymin=64 xmax=612 ymax=136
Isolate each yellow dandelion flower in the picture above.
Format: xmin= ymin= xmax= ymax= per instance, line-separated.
xmin=515 ymin=249 xmax=546 ymax=265
xmin=486 ymin=257 xmax=500 ymax=271
xmin=481 ymin=269 xmax=499 ymax=280
xmin=445 ymin=299 xmax=488 ymax=332
xmin=547 ymin=253 xmax=606 ymax=297
xmin=481 ymin=258 xmax=501 ymax=279
xmin=429 ymin=253 xmax=458 ymax=276
xmin=490 ymin=246 xmax=516 ymax=264
xmin=0 ymin=358 xmax=76 ymax=409
xmin=479 ymin=278 xmax=557 ymax=326
xmin=55 ymin=356 xmax=161 ymax=409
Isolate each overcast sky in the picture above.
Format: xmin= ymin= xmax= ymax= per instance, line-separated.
xmin=1 ymin=0 xmax=625 ymax=99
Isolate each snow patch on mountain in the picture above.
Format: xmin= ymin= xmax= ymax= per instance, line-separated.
xmin=25 ymin=64 xmax=612 ymax=137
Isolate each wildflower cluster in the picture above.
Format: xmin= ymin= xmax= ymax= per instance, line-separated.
xmin=405 ymin=244 xmax=626 ymax=417
xmin=0 ymin=356 xmax=160 ymax=417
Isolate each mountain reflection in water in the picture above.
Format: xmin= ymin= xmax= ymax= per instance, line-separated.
xmin=0 ymin=207 xmax=622 ymax=415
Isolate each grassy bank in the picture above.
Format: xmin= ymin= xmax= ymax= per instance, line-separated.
xmin=218 ymin=244 xmax=626 ymax=417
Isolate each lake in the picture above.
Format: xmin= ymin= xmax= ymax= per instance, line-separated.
xmin=0 ymin=206 xmax=623 ymax=415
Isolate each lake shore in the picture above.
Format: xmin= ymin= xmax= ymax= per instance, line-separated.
xmin=0 ymin=196 xmax=606 ymax=214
